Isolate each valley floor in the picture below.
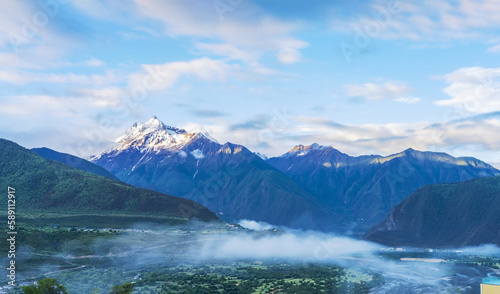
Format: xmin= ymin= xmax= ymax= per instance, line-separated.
xmin=1 ymin=214 xmax=499 ymax=294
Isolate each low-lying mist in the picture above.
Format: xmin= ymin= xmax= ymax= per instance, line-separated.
xmin=198 ymin=229 xmax=379 ymax=261
xmin=82 ymin=220 xmax=497 ymax=292
xmin=9 ymin=219 xmax=500 ymax=293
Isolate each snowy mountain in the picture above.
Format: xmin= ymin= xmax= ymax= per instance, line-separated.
xmin=91 ymin=116 xmax=339 ymax=231
xmin=92 ymin=116 xmax=214 ymax=161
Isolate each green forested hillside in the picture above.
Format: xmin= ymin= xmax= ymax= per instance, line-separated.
xmin=364 ymin=176 xmax=500 ymax=247
xmin=0 ymin=139 xmax=217 ymax=221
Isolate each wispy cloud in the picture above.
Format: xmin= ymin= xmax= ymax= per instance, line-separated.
xmin=0 ymin=1 xmax=83 ymax=70
xmin=190 ymin=109 xmax=228 ymax=118
xmin=130 ymin=0 xmax=308 ymax=64
xmin=435 ymin=66 xmax=500 ymax=114
xmin=195 ymin=42 xmax=261 ymax=62
xmin=331 ymin=0 xmax=500 ymax=42
xmin=487 ymin=44 xmax=500 ymax=53
xmin=0 ymin=70 xmax=120 ymax=85
xmin=81 ymin=57 xmax=106 ymax=68
xmin=128 ymin=57 xmax=239 ymax=91
xmin=394 ymin=97 xmax=421 ymax=104
xmin=200 ymin=112 xmax=500 ymax=168
xmin=287 ymin=113 xmax=500 ymax=164
xmin=345 ymin=81 xmax=412 ymax=101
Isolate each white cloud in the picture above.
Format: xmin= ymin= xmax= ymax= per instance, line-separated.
xmin=0 ymin=94 xmax=122 ymax=117
xmin=435 ymin=67 xmax=500 ymax=114
xmin=0 ymin=56 xmax=239 ymax=159
xmin=332 ymin=0 xmax=500 ymax=42
xmin=201 ymin=112 xmax=500 ymax=169
xmin=0 ymin=1 xmax=80 ymax=70
xmin=130 ymin=0 xmax=308 ymax=64
xmin=278 ymin=48 xmax=302 ymax=64
xmin=0 ymin=1 xmax=38 ymax=48
xmin=195 ymin=42 xmax=260 ymax=62
xmin=73 ymin=87 xmax=126 ymax=104
xmin=72 ymin=0 xmax=308 ymax=64
xmin=82 ymin=57 xmax=105 ymax=67
xmin=487 ymin=44 xmax=500 ymax=53
xmin=284 ymin=114 xmax=500 ymax=164
xmin=238 ymin=219 xmax=274 ymax=231
xmin=0 ymin=70 xmax=120 ymax=85
xmin=0 ymin=91 xmax=139 ymax=158
xmin=128 ymin=57 xmax=238 ymax=91
xmin=345 ymin=81 xmax=412 ymax=101
xmin=394 ymin=97 xmax=421 ymax=104
xmin=0 ymin=52 xmax=42 ymax=70
xmin=191 ymin=149 xmax=205 ymax=159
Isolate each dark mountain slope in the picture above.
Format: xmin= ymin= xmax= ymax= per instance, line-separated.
xmin=364 ymin=176 xmax=500 ymax=247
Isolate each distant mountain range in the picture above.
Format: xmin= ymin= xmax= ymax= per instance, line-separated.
xmin=4 ymin=114 xmax=500 ymax=247
xmin=90 ymin=116 xmax=500 ymax=233
xmin=91 ymin=117 xmax=339 ymax=231
xmin=364 ymin=176 xmax=500 ymax=247
xmin=267 ymin=144 xmax=500 ymax=231
xmin=0 ymin=138 xmax=217 ymax=222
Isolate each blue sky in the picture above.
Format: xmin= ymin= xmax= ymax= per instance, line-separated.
xmin=2 ymin=0 xmax=500 ymax=167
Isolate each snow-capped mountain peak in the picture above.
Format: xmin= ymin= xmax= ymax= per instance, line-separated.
xmin=128 ymin=116 xmax=186 ymax=135
xmin=111 ymin=116 xmax=216 ymax=153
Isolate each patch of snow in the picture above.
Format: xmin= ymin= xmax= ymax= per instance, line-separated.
xmin=131 ymin=150 xmax=150 ymax=171
xmin=187 ymin=126 xmax=220 ymax=143
xmin=310 ymin=143 xmax=328 ymax=150
xmin=254 ymin=152 xmax=268 ymax=160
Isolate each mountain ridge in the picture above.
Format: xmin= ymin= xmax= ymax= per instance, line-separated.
xmin=32 ymin=147 xmax=120 ymax=181
xmin=91 ymin=118 xmax=340 ymax=231
xmin=275 ymin=144 xmax=495 ymax=169
xmin=267 ymin=143 xmax=500 ymax=232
